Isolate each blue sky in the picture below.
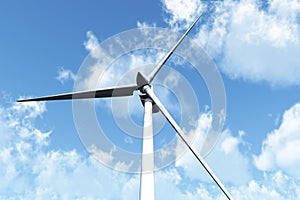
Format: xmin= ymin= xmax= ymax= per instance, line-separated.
xmin=1 ymin=0 xmax=300 ymax=199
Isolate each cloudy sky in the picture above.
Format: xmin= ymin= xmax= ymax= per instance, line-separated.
xmin=1 ymin=0 xmax=300 ymax=199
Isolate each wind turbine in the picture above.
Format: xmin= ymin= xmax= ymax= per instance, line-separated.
xmin=18 ymin=14 xmax=233 ymax=200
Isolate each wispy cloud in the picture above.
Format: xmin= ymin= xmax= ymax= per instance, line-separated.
xmin=1 ymin=95 xmax=300 ymax=199
xmin=4 ymin=1 xmax=300 ymax=198
xmin=176 ymin=112 xmax=252 ymax=185
xmin=254 ymin=102 xmax=300 ymax=176
xmin=84 ymin=31 xmax=100 ymax=55
xmin=162 ymin=0 xmax=300 ymax=86
xmin=155 ymin=167 xmax=300 ymax=199
xmin=55 ymin=66 xmax=76 ymax=84
xmin=171 ymin=107 xmax=300 ymax=198
xmin=161 ymin=0 xmax=204 ymax=30
xmin=0 ymin=98 xmax=140 ymax=199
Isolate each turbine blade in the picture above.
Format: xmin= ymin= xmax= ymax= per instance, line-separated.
xmin=17 ymin=84 xmax=138 ymax=102
xmin=143 ymin=85 xmax=233 ymax=200
xmin=147 ymin=14 xmax=202 ymax=83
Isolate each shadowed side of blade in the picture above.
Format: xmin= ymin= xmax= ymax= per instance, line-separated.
xmin=17 ymin=85 xmax=138 ymax=102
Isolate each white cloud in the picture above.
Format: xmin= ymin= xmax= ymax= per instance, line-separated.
xmin=55 ymin=66 xmax=76 ymax=84
xmin=155 ymin=167 xmax=300 ymax=200
xmin=220 ymin=0 xmax=300 ymax=86
xmin=83 ymin=31 xmax=101 ymax=56
xmin=2 ymin=95 xmax=300 ymax=199
xmin=6 ymin=4 xmax=300 ymax=198
xmin=155 ymin=167 xmax=225 ymax=200
xmin=270 ymin=0 xmax=300 ymax=20
xmin=0 ymin=99 xmax=142 ymax=199
xmin=176 ymin=112 xmax=252 ymax=185
xmin=161 ymin=0 xmax=204 ymax=30
xmin=137 ymin=21 xmax=157 ymax=28
xmin=31 ymin=150 xmax=137 ymax=200
xmin=162 ymin=0 xmax=300 ymax=86
xmin=254 ymin=102 xmax=300 ymax=177
xmin=10 ymin=99 xmax=46 ymax=119
xmin=76 ymin=31 xmax=115 ymax=91
xmin=231 ymin=170 xmax=300 ymax=200
xmin=77 ymin=31 xmax=197 ymax=139
xmin=78 ymin=31 xmax=161 ymax=91
xmin=221 ymin=134 xmax=239 ymax=155
xmin=88 ymin=144 xmax=115 ymax=165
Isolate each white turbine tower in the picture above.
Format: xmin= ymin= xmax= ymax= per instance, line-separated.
xmin=18 ymin=15 xmax=233 ymax=200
